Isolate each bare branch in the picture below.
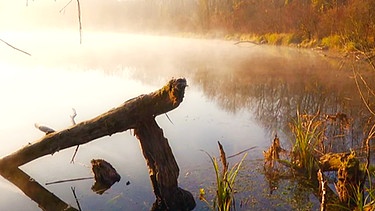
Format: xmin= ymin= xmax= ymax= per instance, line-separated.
xmin=59 ymin=0 xmax=73 ymax=13
xmin=0 ymin=38 xmax=31 ymax=56
xmin=353 ymin=68 xmax=375 ymax=116
xmin=45 ymin=177 xmax=93 ymax=185
xmin=76 ymin=0 xmax=82 ymax=44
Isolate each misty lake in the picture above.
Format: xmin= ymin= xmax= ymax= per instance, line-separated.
xmin=0 ymin=31 xmax=372 ymax=210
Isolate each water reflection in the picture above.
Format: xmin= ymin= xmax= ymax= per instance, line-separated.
xmin=1 ymin=32 xmax=374 ymax=210
xmin=188 ymin=51 xmax=374 ymax=151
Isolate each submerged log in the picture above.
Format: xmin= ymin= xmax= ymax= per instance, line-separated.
xmin=0 ymin=78 xmax=195 ymax=210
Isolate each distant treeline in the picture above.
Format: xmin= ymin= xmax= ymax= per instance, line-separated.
xmin=84 ymin=0 xmax=374 ymax=49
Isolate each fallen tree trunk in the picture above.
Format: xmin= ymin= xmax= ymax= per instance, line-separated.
xmin=0 ymin=78 xmax=187 ymax=167
xmin=0 ymin=78 xmax=195 ymax=210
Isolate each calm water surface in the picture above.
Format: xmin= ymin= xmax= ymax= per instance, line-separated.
xmin=0 ymin=31 xmax=370 ymax=210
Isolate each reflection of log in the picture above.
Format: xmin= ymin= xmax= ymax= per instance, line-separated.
xmin=0 ymin=167 xmax=78 ymax=211
xmin=0 ymin=78 xmax=195 ymax=210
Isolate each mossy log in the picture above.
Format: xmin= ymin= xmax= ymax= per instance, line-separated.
xmin=318 ymin=152 xmax=358 ymax=172
xmin=0 ymin=78 xmax=195 ymax=210
xmin=319 ymin=151 xmax=361 ymax=205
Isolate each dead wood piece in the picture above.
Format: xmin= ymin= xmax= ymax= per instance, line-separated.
xmin=135 ymin=118 xmax=196 ymax=210
xmin=91 ymin=159 xmax=120 ymax=194
xmin=263 ymin=135 xmax=286 ymax=168
xmin=318 ymin=152 xmax=358 ymax=172
xmin=234 ymin=40 xmax=260 ymax=45
xmin=320 ymin=151 xmax=360 ymax=205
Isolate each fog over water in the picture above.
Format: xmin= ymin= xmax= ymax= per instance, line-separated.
xmin=1 ymin=2 xmax=374 ymax=210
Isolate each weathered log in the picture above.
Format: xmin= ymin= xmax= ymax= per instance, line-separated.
xmin=134 ymin=118 xmax=196 ymax=210
xmin=0 ymin=78 xmax=195 ymax=210
xmin=318 ymin=152 xmax=359 ymax=172
xmin=0 ymin=78 xmax=187 ymax=168
xmin=319 ymin=151 xmax=361 ymax=206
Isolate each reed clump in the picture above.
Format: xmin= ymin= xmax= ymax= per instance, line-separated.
xmin=290 ymin=111 xmax=324 ymax=179
xmin=200 ymin=141 xmax=247 ymax=211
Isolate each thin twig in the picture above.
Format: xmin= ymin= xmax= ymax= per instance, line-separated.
xmin=353 ymin=68 xmax=375 ymax=116
xmin=71 ymin=187 xmax=82 ymax=211
xmin=45 ymin=176 xmax=94 ymax=185
xmin=70 ymin=108 xmax=77 ymax=125
xmin=60 ymin=0 xmax=82 ymax=44
xmin=358 ymin=72 xmax=375 ymax=98
xmin=76 ymin=0 xmax=82 ymax=44
xmin=165 ymin=113 xmax=174 ymax=125
xmin=59 ymin=0 xmax=73 ymax=13
xmin=227 ymin=146 xmax=257 ymax=159
xmin=0 ymin=38 xmax=31 ymax=56
xmin=70 ymin=108 xmax=79 ymax=163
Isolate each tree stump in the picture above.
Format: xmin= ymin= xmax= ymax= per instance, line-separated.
xmin=135 ymin=118 xmax=196 ymax=210
xmin=319 ymin=151 xmax=360 ymax=205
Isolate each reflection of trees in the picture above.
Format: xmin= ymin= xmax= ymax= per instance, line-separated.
xmin=190 ymin=52 xmax=375 ymax=151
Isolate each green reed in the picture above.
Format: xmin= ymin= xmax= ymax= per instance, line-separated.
xmin=290 ymin=110 xmax=323 ymax=178
xmin=200 ymin=141 xmax=247 ymax=211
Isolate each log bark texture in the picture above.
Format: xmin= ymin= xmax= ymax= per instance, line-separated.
xmin=135 ymin=118 xmax=195 ymax=210
xmin=0 ymin=78 xmax=195 ymax=210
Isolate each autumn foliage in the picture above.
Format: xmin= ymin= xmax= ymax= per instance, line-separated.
xmin=103 ymin=0 xmax=374 ymax=50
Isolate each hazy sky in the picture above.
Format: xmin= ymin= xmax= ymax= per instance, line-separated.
xmin=0 ymin=1 xmax=81 ymax=31
xmin=0 ymin=0 xmax=137 ymax=32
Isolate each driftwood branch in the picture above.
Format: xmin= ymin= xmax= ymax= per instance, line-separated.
xmin=0 ymin=78 xmax=187 ymax=168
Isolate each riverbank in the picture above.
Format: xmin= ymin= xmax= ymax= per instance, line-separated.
xmin=174 ymin=31 xmax=375 ymax=64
